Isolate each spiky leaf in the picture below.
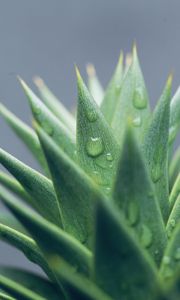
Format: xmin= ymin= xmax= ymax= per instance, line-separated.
xmin=86 ymin=64 xmax=104 ymax=106
xmin=169 ymin=86 xmax=180 ymax=146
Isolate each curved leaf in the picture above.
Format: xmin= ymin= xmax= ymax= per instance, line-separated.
xmin=0 ymin=186 xmax=92 ymax=276
xmin=143 ymin=76 xmax=172 ymax=221
xmin=0 ymin=103 xmax=49 ymax=175
xmin=166 ymin=195 xmax=180 ymax=239
xmin=111 ymin=45 xmax=150 ymax=143
xmin=19 ymin=78 xmax=76 ymax=160
xmin=94 ymin=197 xmax=158 ymax=300
xmin=100 ymin=52 xmax=123 ymax=124
xmin=37 ymin=125 xmax=101 ymax=247
xmin=0 ymin=212 xmax=27 ymax=235
xmin=0 ymin=291 xmax=15 ymax=300
xmin=34 ymin=76 xmax=76 ymax=133
xmin=86 ymin=64 xmax=104 ymax=106
xmin=169 ymin=147 xmax=180 ymax=190
xmin=0 ymin=275 xmax=46 ymax=300
xmin=169 ymin=86 xmax=180 ymax=146
xmin=113 ymin=126 xmax=167 ymax=265
xmin=76 ymin=67 xmax=119 ymax=195
xmin=0 ymin=148 xmax=62 ymax=227
xmin=169 ymin=173 xmax=180 ymax=211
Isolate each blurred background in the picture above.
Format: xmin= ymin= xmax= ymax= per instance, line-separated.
xmin=0 ymin=0 xmax=179 ymax=272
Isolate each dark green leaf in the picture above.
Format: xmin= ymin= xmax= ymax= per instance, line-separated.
xmin=94 ymin=197 xmax=158 ymax=300
xmin=34 ymin=76 xmax=76 ymax=134
xmin=37 ymin=125 xmax=102 ymax=247
xmin=143 ymin=75 xmax=172 ymax=221
xmin=0 ymin=186 xmax=92 ymax=276
xmin=0 ymin=148 xmax=62 ymax=227
xmin=0 ymin=291 xmax=15 ymax=300
xmin=0 ymin=212 xmax=27 ymax=235
xmin=111 ymin=45 xmax=150 ymax=143
xmin=0 ymin=275 xmax=46 ymax=300
xmin=19 ymin=78 xmax=76 ymax=160
xmin=76 ymin=67 xmax=119 ymax=195
xmin=0 ymin=103 xmax=49 ymax=175
xmin=113 ymin=126 xmax=167 ymax=265
xmin=86 ymin=64 xmax=104 ymax=106
xmin=100 ymin=52 xmax=124 ymax=124
xmin=0 ymin=268 xmax=60 ymax=300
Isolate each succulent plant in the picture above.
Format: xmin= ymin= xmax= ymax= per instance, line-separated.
xmin=0 ymin=45 xmax=180 ymax=300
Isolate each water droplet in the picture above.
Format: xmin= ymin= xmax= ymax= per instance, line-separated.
xmin=133 ymin=87 xmax=147 ymax=109
xmin=43 ymin=123 xmax=54 ymax=136
xmin=154 ymin=249 xmax=159 ymax=256
xmin=115 ymin=84 xmax=121 ymax=93
xmin=106 ymin=153 xmax=113 ymax=161
xmin=151 ymin=166 xmax=162 ymax=183
xmin=170 ymin=219 xmax=176 ymax=228
xmin=140 ymin=225 xmax=153 ymax=248
xmin=86 ymin=109 xmax=98 ymax=122
xmin=92 ymin=171 xmax=103 ymax=185
xmin=132 ymin=116 xmax=142 ymax=127
xmin=34 ymin=105 xmax=41 ymax=115
xmin=127 ymin=202 xmax=139 ymax=226
xmin=86 ymin=137 xmax=104 ymax=157
xmin=174 ymin=248 xmax=180 ymax=261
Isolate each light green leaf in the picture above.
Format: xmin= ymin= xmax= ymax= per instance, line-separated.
xmin=113 ymin=126 xmax=167 ymax=265
xmin=169 ymin=147 xmax=180 ymax=190
xmin=160 ymin=223 xmax=180 ymax=281
xmin=0 ymin=186 xmax=92 ymax=276
xmin=0 ymin=268 xmax=60 ymax=300
xmin=143 ymin=75 xmax=172 ymax=222
xmin=34 ymin=76 xmax=76 ymax=133
xmin=0 ymin=275 xmax=46 ymax=300
xmin=169 ymin=173 xmax=180 ymax=211
xmin=94 ymin=197 xmax=158 ymax=300
xmin=166 ymin=195 xmax=180 ymax=239
xmin=0 ymin=171 xmax=31 ymax=203
xmin=169 ymin=86 xmax=180 ymax=146
xmin=19 ymin=78 xmax=76 ymax=160
xmin=86 ymin=64 xmax=104 ymax=106
xmin=76 ymin=67 xmax=119 ymax=195
xmin=0 ymin=148 xmax=62 ymax=227
xmin=100 ymin=52 xmax=124 ymax=124
xmin=0 ymin=222 xmax=52 ymax=278
xmin=0 ymin=103 xmax=49 ymax=175
xmin=111 ymin=45 xmax=150 ymax=143
xmin=50 ymin=259 xmax=112 ymax=300
xmin=37 ymin=125 xmax=101 ymax=247
xmin=0 ymin=291 xmax=15 ymax=300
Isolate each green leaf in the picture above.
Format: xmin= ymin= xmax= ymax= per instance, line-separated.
xmin=0 ymin=291 xmax=15 ymax=300
xmin=76 ymin=67 xmax=119 ymax=194
xmin=0 ymin=212 xmax=27 ymax=235
xmin=94 ymin=197 xmax=158 ymax=300
xmin=37 ymin=125 xmax=101 ymax=247
xmin=111 ymin=45 xmax=150 ymax=143
xmin=0 ymin=148 xmax=62 ymax=227
xmin=19 ymin=78 xmax=76 ymax=160
xmin=0 ymin=103 xmax=49 ymax=175
xmin=169 ymin=86 xmax=180 ymax=146
xmin=0 ymin=222 xmax=52 ymax=278
xmin=86 ymin=64 xmax=104 ymax=106
xmin=143 ymin=75 xmax=172 ymax=221
xmin=169 ymin=147 xmax=180 ymax=190
xmin=0 ymin=268 xmax=60 ymax=300
xmin=0 ymin=171 xmax=31 ymax=203
xmin=160 ymin=223 xmax=180 ymax=281
xmin=113 ymin=126 xmax=167 ymax=265
xmin=0 ymin=275 xmax=46 ymax=300
xmin=50 ymin=259 xmax=112 ymax=300
xmin=0 ymin=186 xmax=92 ymax=276
xmin=100 ymin=52 xmax=124 ymax=124
xmin=169 ymin=173 xmax=180 ymax=211
xmin=34 ymin=76 xmax=76 ymax=133
xmin=166 ymin=195 xmax=180 ymax=239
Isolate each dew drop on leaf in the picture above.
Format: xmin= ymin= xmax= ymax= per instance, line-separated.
xmin=140 ymin=225 xmax=153 ymax=248
xmin=132 ymin=116 xmax=142 ymax=127
xmin=43 ymin=123 xmax=54 ymax=136
xmin=34 ymin=106 xmax=41 ymax=115
xmin=86 ymin=137 xmax=104 ymax=157
xmin=163 ymin=256 xmax=171 ymax=265
xmin=174 ymin=248 xmax=180 ymax=261
xmin=151 ymin=166 xmax=162 ymax=183
xmin=106 ymin=153 xmax=113 ymax=161
xmin=127 ymin=201 xmax=139 ymax=226
xmin=133 ymin=87 xmax=147 ymax=109
xmin=86 ymin=109 xmax=98 ymax=122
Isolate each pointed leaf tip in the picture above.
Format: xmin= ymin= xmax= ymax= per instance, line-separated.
xmin=75 ymin=65 xmax=82 ymax=82
xmin=86 ymin=63 xmax=96 ymax=77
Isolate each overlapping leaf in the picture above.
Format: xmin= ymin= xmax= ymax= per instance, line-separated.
xmin=86 ymin=64 xmax=104 ymax=106
xmin=113 ymin=126 xmax=167 ymax=265
xmin=169 ymin=147 xmax=180 ymax=190
xmin=0 ymin=148 xmax=62 ymax=227
xmin=169 ymin=86 xmax=180 ymax=147
xmin=143 ymin=76 xmax=172 ymax=221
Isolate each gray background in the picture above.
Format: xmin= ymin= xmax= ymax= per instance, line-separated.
xmin=0 ymin=0 xmax=179 ymax=272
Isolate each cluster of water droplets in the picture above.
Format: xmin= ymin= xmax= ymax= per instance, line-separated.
xmin=33 ymin=103 xmax=54 ymax=136
xmin=132 ymin=86 xmax=147 ymax=128
xmin=167 ymin=219 xmax=176 ymax=239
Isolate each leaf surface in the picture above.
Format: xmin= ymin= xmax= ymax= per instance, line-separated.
xmin=169 ymin=86 xmax=180 ymax=146
xmin=86 ymin=64 xmax=104 ymax=106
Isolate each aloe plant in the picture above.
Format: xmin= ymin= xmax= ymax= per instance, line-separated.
xmin=0 ymin=45 xmax=180 ymax=300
